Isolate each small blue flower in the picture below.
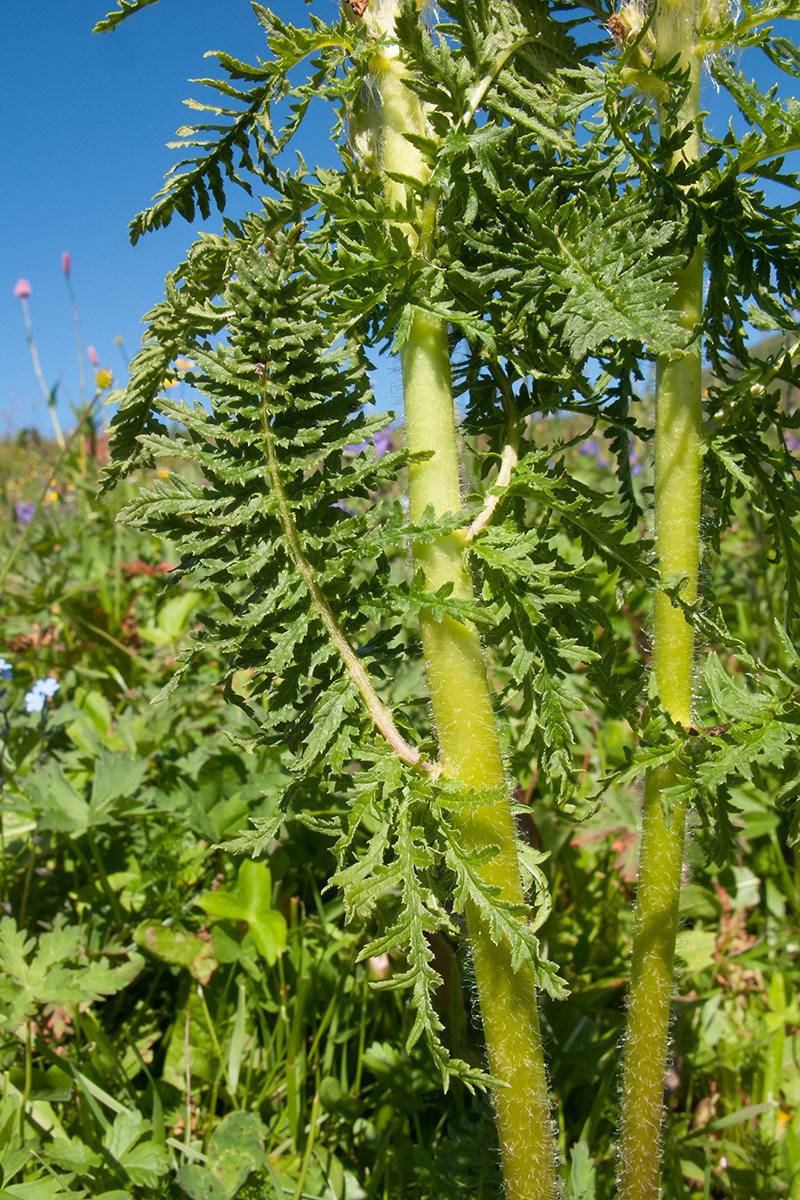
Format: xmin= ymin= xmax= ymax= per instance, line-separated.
xmin=24 ymin=677 xmax=60 ymax=714
xmin=15 ymin=501 xmax=35 ymax=526
xmin=0 ymin=659 xmax=12 ymax=681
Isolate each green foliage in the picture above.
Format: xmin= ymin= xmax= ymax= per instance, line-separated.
xmin=4 ymin=0 xmax=800 ymax=1194
xmin=121 ymin=5 xmax=368 ymax=245
xmin=0 ymin=916 xmax=141 ymax=1033
xmin=195 ymin=861 xmax=287 ymax=965
xmin=176 ymin=1112 xmax=266 ymax=1199
xmin=1 ymin=402 xmax=799 ymax=1197
xmin=0 ymin=433 xmax=509 ymax=1199
xmin=93 ymin=0 xmax=162 ymax=35
xmin=96 ymin=0 xmax=800 ymax=1123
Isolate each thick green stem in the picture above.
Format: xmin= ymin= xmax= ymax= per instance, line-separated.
xmin=365 ymin=6 xmax=558 ymax=1194
xmin=402 ymin=316 xmax=558 ymax=1200
xmin=619 ymin=5 xmax=704 ymax=1197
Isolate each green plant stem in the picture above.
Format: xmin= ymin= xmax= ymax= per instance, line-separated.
xmin=20 ymin=1020 xmax=32 ymax=1141
xmin=292 ymin=1084 xmax=321 ymax=1200
xmin=402 ymin=314 xmax=558 ymax=1200
xmin=86 ymin=830 xmax=125 ymax=930
xmin=19 ymin=297 xmax=64 ymax=449
xmin=619 ymin=5 xmax=704 ymax=1197
xmin=369 ymin=12 xmax=558 ymax=1197
xmin=65 ymin=272 xmax=88 ymax=408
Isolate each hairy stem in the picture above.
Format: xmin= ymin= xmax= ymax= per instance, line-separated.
xmin=619 ymin=4 xmax=704 ymax=1197
xmin=402 ymin=317 xmax=558 ymax=1200
xmin=367 ymin=6 xmax=558 ymax=1196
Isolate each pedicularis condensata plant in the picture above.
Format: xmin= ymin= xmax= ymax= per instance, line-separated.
xmin=100 ymin=0 xmax=800 ymax=1194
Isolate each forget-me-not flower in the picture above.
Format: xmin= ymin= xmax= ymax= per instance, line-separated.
xmin=0 ymin=659 xmax=12 ymax=681
xmin=24 ymin=677 xmax=60 ymax=714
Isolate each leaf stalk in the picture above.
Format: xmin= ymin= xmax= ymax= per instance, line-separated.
xmin=260 ymin=386 xmax=429 ymax=772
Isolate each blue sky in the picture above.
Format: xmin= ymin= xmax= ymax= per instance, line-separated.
xmin=2 ymin=2 xmax=796 ymax=437
xmin=1 ymin=0 xmax=359 ymax=437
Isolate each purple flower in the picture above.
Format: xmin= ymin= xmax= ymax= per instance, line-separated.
xmin=372 ymin=429 xmax=394 ymax=458
xmin=15 ymin=501 xmax=35 ymax=526
xmin=24 ymin=678 xmax=60 ymax=714
xmin=334 ymin=500 xmax=357 ymax=516
xmin=344 ymin=429 xmax=394 ymax=459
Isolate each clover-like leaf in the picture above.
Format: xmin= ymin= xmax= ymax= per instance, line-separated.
xmin=195 ymin=861 xmax=287 ymax=965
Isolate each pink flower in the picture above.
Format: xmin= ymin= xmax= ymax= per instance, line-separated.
xmin=13 ymin=278 xmax=32 ymax=299
xmin=61 ymin=251 xmax=71 ymax=276
xmin=87 ymin=345 xmax=99 ymax=366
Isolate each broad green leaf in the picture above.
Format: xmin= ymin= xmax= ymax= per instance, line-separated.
xmin=91 ymin=749 xmax=149 ymax=813
xmin=0 ymin=1182 xmax=76 ymax=1199
xmin=134 ymin=922 xmax=217 ymax=984
xmin=176 ymin=1164 xmax=228 ymax=1200
xmin=195 ymin=892 xmax=248 ymax=923
xmin=208 ymin=1111 xmax=266 ymax=1193
xmin=21 ymin=766 xmax=90 ymax=837
xmin=195 ymin=861 xmax=287 ymax=965
xmin=139 ymin=590 xmax=202 ymax=644
xmin=41 ymin=1137 xmax=101 ymax=1173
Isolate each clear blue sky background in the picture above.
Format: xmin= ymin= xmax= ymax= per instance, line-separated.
xmin=2 ymin=2 xmax=796 ymax=438
xmin=1 ymin=0 xmax=362 ymax=438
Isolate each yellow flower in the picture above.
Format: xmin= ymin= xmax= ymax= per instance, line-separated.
xmin=96 ymin=368 xmax=113 ymax=390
